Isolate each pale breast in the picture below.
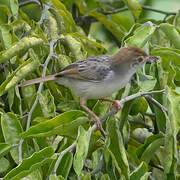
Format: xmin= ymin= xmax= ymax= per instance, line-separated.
xmin=56 ymin=72 xmax=132 ymax=99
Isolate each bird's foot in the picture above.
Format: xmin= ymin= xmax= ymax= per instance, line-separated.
xmin=99 ymin=98 xmax=122 ymax=111
xmin=92 ymin=114 xmax=107 ymax=136
xmin=80 ymin=99 xmax=107 ymax=136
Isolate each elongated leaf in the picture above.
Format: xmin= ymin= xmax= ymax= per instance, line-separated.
xmin=137 ymin=134 xmax=164 ymax=158
xmin=167 ymin=88 xmax=180 ymax=135
xmin=3 ymin=147 xmax=54 ymax=180
xmin=0 ymin=157 xmax=10 ymax=173
xmin=9 ymin=0 xmax=18 ymax=17
xmin=163 ymin=110 xmax=177 ymax=175
xmin=21 ymin=110 xmax=88 ymax=139
xmin=152 ymin=47 xmax=180 ymax=67
xmin=39 ymin=89 xmax=56 ymax=118
xmin=1 ymin=112 xmax=23 ymax=163
xmin=130 ymin=162 xmax=148 ymax=180
xmin=63 ymin=34 xmax=84 ymax=60
xmin=50 ymin=0 xmax=76 ymax=32
xmin=89 ymin=11 xmax=125 ymax=41
xmin=0 ymin=37 xmax=43 ymax=64
xmin=137 ymin=135 xmax=164 ymax=163
xmin=22 ymin=169 xmax=42 ymax=180
xmin=0 ymin=58 xmax=39 ymax=96
xmin=124 ymin=22 xmax=156 ymax=48
xmin=106 ymin=118 xmax=130 ymax=179
xmin=137 ymin=73 xmax=157 ymax=91
xmin=0 ymin=143 xmax=11 ymax=159
xmin=57 ymin=152 xmax=73 ymax=178
xmin=73 ymin=126 xmax=91 ymax=176
xmin=160 ymin=23 xmax=180 ymax=49
xmin=0 ymin=24 xmax=14 ymax=48
xmin=123 ymin=0 xmax=142 ymax=20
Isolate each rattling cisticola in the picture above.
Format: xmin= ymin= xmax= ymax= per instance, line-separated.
xmin=19 ymin=46 xmax=158 ymax=136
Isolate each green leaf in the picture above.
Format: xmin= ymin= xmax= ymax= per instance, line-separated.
xmin=50 ymin=0 xmax=76 ymax=32
xmin=130 ymin=162 xmax=148 ymax=180
xmin=48 ymin=16 xmax=59 ymax=40
xmin=73 ymin=126 xmax=91 ymax=176
xmin=106 ymin=118 xmax=130 ymax=179
xmin=1 ymin=112 xmax=23 ymax=164
xmin=124 ymin=22 xmax=156 ymax=48
xmin=49 ymin=174 xmax=65 ymax=180
xmin=123 ymin=0 xmax=142 ymax=20
xmin=160 ymin=23 xmax=180 ymax=49
xmin=137 ymin=73 xmax=157 ymax=91
xmin=69 ymin=32 xmax=105 ymax=56
xmin=174 ymin=10 xmax=180 ymax=30
xmin=163 ymin=108 xmax=177 ymax=176
xmin=21 ymin=83 xmax=36 ymax=110
xmin=152 ymin=47 xmax=180 ymax=67
xmin=137 ymin=134 xmax=164 ymax=163
xmin=22 ymin=169 xmax=42 ymax=180
xmin=167 ymin=88 xmax=180 ymax=135
xmin=89 ymin=11 xmax=125 ymax=41
xmin=63 ymin=34 xmax=84 ymax=60
xmin=57 ymin=152 xmax=73 ymax=178
xmin=0 ymin=157 xmax=10 ymax=173
xmin=0 ymin=143 xmax=11 ymax=159
xmin=0 ymin=24 xmax=14 ymax=49
xmin=8 ymin=0 xmax=18 ymax=17
xmin=0 ymin=37 xmax=43 ymax=64
xmin=38 ymin=89 xmax=56 ymax=118
xmin=3 ymin=147 xmax=54 ymax=180
xmin=21 ymin=110 xmax=88 ymax=139
xmin=0 ymin=58 xmax=39 ymax=96
xmin=100 ymin=174 xmax=110 ymax=180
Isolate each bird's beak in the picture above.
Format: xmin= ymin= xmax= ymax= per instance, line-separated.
xmin=146 ymin=56 xmax=159 ymax=64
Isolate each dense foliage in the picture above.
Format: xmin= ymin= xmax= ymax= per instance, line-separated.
xmin=0 ymin=0 xmax=180 ymax=179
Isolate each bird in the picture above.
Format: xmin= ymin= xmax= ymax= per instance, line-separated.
xmin=19 ymin=46 xmax=158 ymax=136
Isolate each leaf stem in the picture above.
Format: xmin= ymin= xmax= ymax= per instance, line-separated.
xmin=51 ymin=89 xmax=165 ymax=175
xmin=18 ymin=39 xmax=58 ymax=164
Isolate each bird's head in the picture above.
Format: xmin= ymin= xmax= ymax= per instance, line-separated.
xmin=111 ymin=46 xmax=158 ymax=70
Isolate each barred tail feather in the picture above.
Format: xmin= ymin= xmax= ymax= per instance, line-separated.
xmin=19 ymin=75 xmax=56 ymax=87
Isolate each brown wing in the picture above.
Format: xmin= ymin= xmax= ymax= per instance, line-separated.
xmin=55 ymin=55 xmax=112 ymax=82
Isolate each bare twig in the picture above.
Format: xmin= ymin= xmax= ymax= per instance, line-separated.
xmin=52 ymin=141 xmax=76 ymax=175
xmin=145 ymin=95 xmax=168 ymax=115
xmin=19 ymin=0 xmax=41 ymax=7
xmin=18 ymin=39 xmax=58 ymax=164
xmin=128 ymin=119 xmax=153 ymax=131
xmin=51 ymin=89 xmax=165 ymax=175
xmin=76 ymin=6 xmax=177 ymax=24
xmin=120 ymin=89 xmax=165 ymax=105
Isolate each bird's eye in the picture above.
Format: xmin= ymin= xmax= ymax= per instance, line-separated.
xmin=137 ymin=56 xmax=144 ymax=62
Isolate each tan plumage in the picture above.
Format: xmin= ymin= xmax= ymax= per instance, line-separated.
xmin=19 ymin=46 xmax=158 ymax=136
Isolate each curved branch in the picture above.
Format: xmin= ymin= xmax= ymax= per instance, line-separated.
xmin=76 ymin=6 xmax=177 ymax=23
xmin=18 ymin=39 xmax=58 ymax=164
xmin=51 ymin=89 xmax=165 ymax=176
xmin=19 ymin=0 xmax=41 ymax=7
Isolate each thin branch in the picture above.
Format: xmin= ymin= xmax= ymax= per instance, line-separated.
xmin=141 ymin=5 xmax=176 ymax=16
xmin=51 ymin=89 xmax=165 ymax=175
xmin=19 ymin=0 xmax=41 ymax=7
xmin=18 ymin=39 xmax=58 ymax=164
xmin=128 ymin=119 xmax=153 ymax=131
xmin=104 ymin=5 xmax=176 ymax=16
xmin=145 ymin=95 xmax=168 ymax=115
xmin=52 ymin=141 xmax=76 ymax=175
xmin=149 ymin=161 xmax=164 ymax=171
xmin=120 ymin=89 xmax=165 ymax=105
xmin=91 ymin=155 xmax=103 ymax=175
xmin=76 ymin=6 xmax=177 ymax=24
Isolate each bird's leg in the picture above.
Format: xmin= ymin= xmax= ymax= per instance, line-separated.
xmin=98 ymin=98 xmax=122 ymax=111
xmin=80 ymin=99 xmax=107 ymax=136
